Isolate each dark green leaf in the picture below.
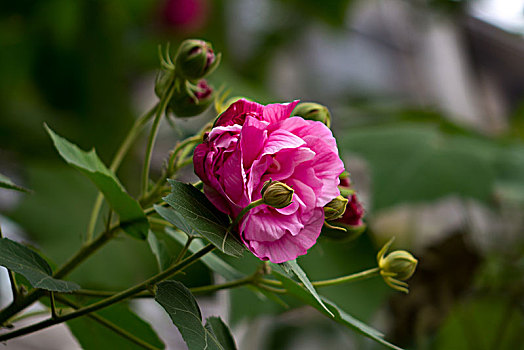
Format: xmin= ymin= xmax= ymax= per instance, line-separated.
xmin=147 ymin=230 xmax=172 ymax=271
xmin=282 ymin=260 xmax=334 ymax=317
xmin=0 ymin=172 xmax=30 ymax=193
xmin=155 ymin=280 xmax=233 ymax=350
xmin=155 ymin=205 xmax=198 ymax=238
xmin=273 ymin=271 xmax=403 ymax=350
xmin=0 ymin=238 xmax=79 ymax=292
xmin=45 ymin=124 xmax=148 ymax=239
xmin=67 ymin=302 xmax=165 ymax=350
xmin=205 ymin=317 xmax=237 ymax=350
xmin=161 ymin=181 xmax=244 ymax=256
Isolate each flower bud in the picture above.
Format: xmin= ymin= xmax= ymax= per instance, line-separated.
xmin=261 ymin=180 xmax=294 ymax=209
xmin=175 ymin=39 xmax=221 ymax=81
xmin=377 ymin=238 xmax=418 ymax=293
xmin=169 ymin=79 xmax=214 ymax=118
xmin=293 ymin=102 xmax=331 ymax=128
xmin=324 ymin=195 xmax=348 ymax=221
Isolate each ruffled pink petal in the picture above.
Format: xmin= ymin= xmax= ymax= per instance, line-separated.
xmin=242 ymin=207 xmax=303 ymax=242
xmin=215 ymin=99 xmax=264 ymax=127
xmin=246 ymin=208 xmax=324 ymax=263
xmin=261 ymin=100 xmax=299 ymax=124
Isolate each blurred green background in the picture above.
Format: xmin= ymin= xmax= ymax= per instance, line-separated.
xmin=1 ymin=0 xmax=524 ymax=349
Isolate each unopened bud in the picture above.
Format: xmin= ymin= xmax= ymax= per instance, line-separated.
xmin=169 ymin=79 xmax=214 ymax=118
xmin=324 ymin=195 xmax=348 ymax=221
xmin=377 ymin=238 xmax=418 ymax=293
xmin=293 ymin=102 xmax=331 ymax=128
xmin=261 ymin=180 xmax=294 ymax=209
xmin=175 ymin=39 xmax=221 ymax=81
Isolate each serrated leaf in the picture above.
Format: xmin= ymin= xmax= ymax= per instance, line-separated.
xmin=67 ymin=302 xmax=165 ymax=350
xmin=45 ymin=124 xmax=149 ymax=239
xmin=0 ymin=238 xmax=80 ymax=292
xmin=161 ymin=181 xmax=245 ymax=257
xmin=155 ymin=280 xmax=234 ymax=350
xmin=0 ymin=172 xmax=30 ymax=193
xmin=205 ymin=317 xmax=237 ymax=350
xmin=147 ymin=230 xmax=172 ymax=271
xmin=273 ymin=271 xmax=403 ymax=350
xmin=155 ymin=205 xmax=198 ymax=238
xmin=283 ymin=260 xmax=334 ymax=317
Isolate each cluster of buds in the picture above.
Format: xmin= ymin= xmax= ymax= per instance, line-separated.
xmin=323 ymin=172 xmax=366 ymax=241
xmin=155 ymin=39 xmax=221 ymax=118
xmin=377 ymin=238 xmax=418 ymax=293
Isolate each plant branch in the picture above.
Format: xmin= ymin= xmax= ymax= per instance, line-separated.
xmin=0 ymin=244 xmax=215 ymax=342
xmin=141 ymin=87 xmax=174 ymax=196
xmin=55 ymin=295 xmax=161 ymax=350
xmin=85 ymin=103 xmax=159 ymax=243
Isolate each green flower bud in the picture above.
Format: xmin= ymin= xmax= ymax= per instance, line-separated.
xmin=293 ymin=102 xmax=331 ymax=128
xmin=261 ymin=180 xmax=294 ymax=209
xmin=324 ymin=195 xmax=348 ymax=221
xmin=377 ymin=238 xmax=418 ymax=293
xmin=175 ymin=39 xmax=221 ymax=81
xmin=169 ymin=79 xmax=214 ymax=118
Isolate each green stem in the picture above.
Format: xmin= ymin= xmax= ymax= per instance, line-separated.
xmin=0 ymin=244 xmax=215 ymax=342
xmin=141 ymin=87 xmax=174 ymax=196
xmin=49 ymin=292 xmax=57 ymax=319
xmin=85 ymin=103 xmax=159 ymax=243
xmin=55 ymin=295 xmax=161 ymax=350
xmin=173 ymin=236 xmax=194 ymax=265
xmin=231 ymin=199 xmax=264 ymax=228
xmin=259 ymin=267 xmax=380 ymax=289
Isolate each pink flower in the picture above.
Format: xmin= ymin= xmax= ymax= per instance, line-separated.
xmin=194 ymin=99 xmax=344 ymax=263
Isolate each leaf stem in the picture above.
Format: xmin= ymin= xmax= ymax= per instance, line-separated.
xmin=0 ymin=244 xmax=215 ymax=342
xmin=141 ymin=87 xmax=174 ymax=196
xmin=49 ymin=292 xmax=57 ymax=319
xmin=230 ymin=199 xmax=264 ymax=228
xmin=54 ymin=295 xmax=161 ymax=350
xmin=259 ymin=267 xmax=381 ymax=289
xmin=173 ymin=236 xmax=194 ymax=265
xmin=85 ymin=103 xmax=159 ymax=243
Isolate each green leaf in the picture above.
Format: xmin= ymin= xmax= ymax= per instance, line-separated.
xmin=282 ymin=260 xmax=334 ymax=317
xmin=205 ymin=317 xmax=238 ymax=350
xmin=160 ymin=180 xmax=245 ymax=257
xmin=155 ymin=205 xmax=198 ymax=238
xmin=340 ymin=124 xmax=495 ymax=212
xmin=45 ymin=124 xmax=149 ymax=239
xmin=0 ymin=237 xmax=80 ymax=292
xmin=67 ymin=302 xmax=165 ymax=350
xmin=0 ymin=172 xmax=30 ymax=193
xmin=273 ymin=271 xmax=403 ymax=350
xmin=155 ymin=280 xmax=236 ymax=350
xmin=147 ymin=230 xmax=172 ymax=271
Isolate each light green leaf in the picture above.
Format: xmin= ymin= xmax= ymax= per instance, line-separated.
xmin=0 ymin=238 xmax=80 ymax=292
xmin=147 ymin=230 xmax=172 ymax=271
xmin=273 ymin=271 xmax=403 ymax=350
xmin=205 ymin=317 xmax=237 ymax=350
xmin=341 ymin=124 xmax=494 ymax=212
xmin=282 ymin=260 xmax=334 ymax=317
xmin=67 ymin=302 xmax=165 ymax=350
xmin=45 ymin=125 xmax=148 ymax=239
xmin=0 ymin=172 xmax=30 ymax=193
xmin=155 ymin=280 xmax=235 ymax=350
xmin=160 ymin=180 xmax=244 ymax=256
